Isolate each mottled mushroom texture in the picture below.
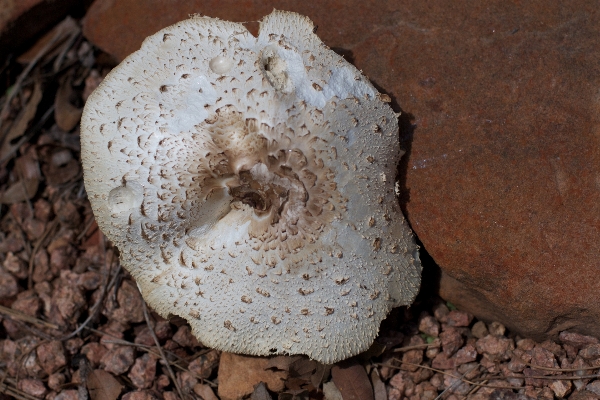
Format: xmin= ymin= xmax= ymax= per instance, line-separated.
xmin=81 ymin=10 xmax=421 ymax=364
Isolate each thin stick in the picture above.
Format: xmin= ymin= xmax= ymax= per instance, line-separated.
xmin=58 ymin=246 xmax=117 ymax=341
xmin=0 ymin=304 xmax=59 ymax=330
xmin=0 ymin=382 xmax=39 ymax=400
xmin=377 ymin=362 xmax=520 ymax=390
xmin=393 ymin=342 xmax=439 ymax=353
xmin=434 ymin=364 xmax=478 ymax=400
xmin=383 ymin=359 xmax=600 ymax=385
xmin=102 ymin=339 xmax=188 ymax=366
xmin=0 ymin=104 xmax=54 ymax=165
xmin=101 ymin=339 xmax=218 ymax=388
xmin=463 ymin=379 xmax=488 ymax=398
xmin=0 ymin=20 xmax=67 ymax=122
xmin=27 ymin=217 xmax=59 ymax=289
xmin=76 ymin=216 xmax=96 ymax=241
xmin=525 ymin=361 xmax=600 ymax=373
xmin=143 ymin=302 xmax=185 ymax=399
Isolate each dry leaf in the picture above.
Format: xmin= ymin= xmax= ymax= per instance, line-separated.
xmin=86 ymin=369 xmax=123 ymax=400
xmin=0 ymin=81 xmax=42 ymax=158
xmin=266 ymin=355 xmax=328 ymax=388
xmin=14 ymin=149 xmax=42 ymax=180
xmin=266 ymin=356 xmax=304 ymax=372
xmin=17 ymin=17 xmax=80 ymax=64
xmin=310 ymin=363 xmax=331 ymax=389
xmin=251 ymin=382 xmax=272 ymax=400
xmin=358 ymin=341 xmax=387 ymax=361
xmin=55 ymin=75 xmax=83 ymax=131
xmin=41 ymin=147 xmax=80 ymax=185
xmin=322 ymin=381 xmax=343 ymax=400
xmin=331 ymin=359 xmax=373 ymax=400
xmin=288 ymin=358 xmax=318 ymax=379
xmin=193 ymin=383 xmax=219 ymax=400
xmin=0 ymin=178 xmax=38 ymax=204
xmin=83 ymin=70 xmax=103 ymax=102
xmin=277 ymin=389 xmax=309 ymax=400
xmin=370 ymin=369 xmax=387 ymax=400
xmin=218 ymin=353 xmax=287 ymax=400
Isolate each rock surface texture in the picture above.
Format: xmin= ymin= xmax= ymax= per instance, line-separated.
xmin=83 ymin=0 xmax=600 ymax=341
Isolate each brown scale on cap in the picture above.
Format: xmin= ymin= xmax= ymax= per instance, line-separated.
xmin=192 ymin=104 xmax=342 ymax=260
xmin=81 ymin=10 xmax=421 ymax=364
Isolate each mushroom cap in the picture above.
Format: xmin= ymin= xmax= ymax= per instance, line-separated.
xmin=81 ymin=10 xmax=421 ymax=364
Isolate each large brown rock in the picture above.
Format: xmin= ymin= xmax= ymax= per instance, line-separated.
xmin=82 ymin=0 xmax=600 ymax=341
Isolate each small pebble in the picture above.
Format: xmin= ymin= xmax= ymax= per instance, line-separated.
xmin=445 ymin=310 xmax=473 ymax=327
xmin=471 ymin=320 xmax=488 ymax=338
xmin=418 ymin=313 xmax=440 ymax=337
xmin=560 ymin=331 xmax=599 ymax=348
xmin=549 ymin=380 xmax=572 ymax=398
xmin=488 ymin=321 xmax=506 ymax=336
xmin=432 ymin=302 xmax=450 ymax=322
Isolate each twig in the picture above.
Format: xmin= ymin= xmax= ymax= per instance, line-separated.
xmin=53 ymin=30 xmax=81 ymax=73
xmin=1 ymin=388 xmax=35 ymax=400
xmin=393 ymin=342 xmax=439 ymax=353
xmin=434 ymin=364 xmax=479 ymax=400
xmin=0 ymin=369 xmax=33 ymax=400
xmin=58 ymin=246 xmax=118 ymax=341
xmin=463 ymin=379 xmax=488 ymax=399
xmin=0 ymin=104 xmax=55 ymax=165
xmin=514 ymin=373 xmax=600 ymax=380
xmin=0 ymin=19 xmax=70 ymax=123
xmin=76 ymin=216 xmax=97 ymax=241
xmin=102 ymin=339 xmax=188 ymax=366
xmin=376 ymin=361 xmax=522 ymax=390
xmin=143 ymin=302 xmax=185 ymax=399
xmin=382 ymin=359 xmax=600 ymax=388
xmin=101 ymin=338 xmax=218 ymax=388
xmin=524 ymin=361 xmax=600 ymax=373
xmin=0 ymin=304 xmax=60 ymax=330
xmin=17 ymin=169 xmax=34 ymax=215
xmin=7 ymin=319 xmax=56 ymax=341
xmin=26 ymin=216 xmax=59 ymax=289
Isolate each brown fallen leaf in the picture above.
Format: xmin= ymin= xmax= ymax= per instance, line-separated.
xmin=370 ymin=369 xmax=387 ymax=400
xmin=310 ymin=362 xmax=331 ymax=389
xmin=331 ymin=359 xmax=374 ymax=400
xmin=218 ymin=353 xmax=286 ymax=400
xmin=266 ymin=355 xmax=330 ymax=390
xmin=0 ymin=81 xmax=43 ymax=158
xmin=55 ymin=74 xmax=83 ymax=131
xmin=16 ymin=17 xmax=80 ymax=64
xmin=250 ymin=382 xmax=272 ymax=400
xmin=287 ymin=358 xmax=321 ymax=391
xmin=86 ymin=369 xmax=123 ymax=400
xmin=278 ymin=389 xmax=309 ymax=400
xmin=83 ymin=69 xmax=104 ymax=102
xmin=193 ymin=383 xmax=219 ymax=400
xmin=288 ymin=358 xmax=318 ymax=379
xmin=40 ymin=146 xmax=80 ymax=185
xmin=266 ymin=356 xmax=304 ymax=372
xmin=357 ymin=341 xmax=387 ymax=362
xmin=14 ymin=148 xmax=42 ymax=180
xmin=0 ymin=178 xmax=38 ymax=204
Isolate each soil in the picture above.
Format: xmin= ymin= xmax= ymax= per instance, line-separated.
xmin=1 ymin=15 xmax=600 ymax=400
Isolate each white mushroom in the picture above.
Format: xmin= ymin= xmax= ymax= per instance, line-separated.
xmin=81 ymin=10 xmax=421 ymax=364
